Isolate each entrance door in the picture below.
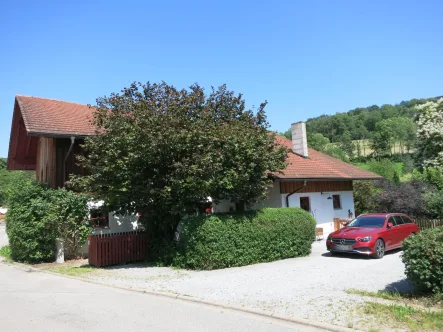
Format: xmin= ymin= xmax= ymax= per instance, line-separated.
xmin=300 ymin=197 xmax=310 ymax=212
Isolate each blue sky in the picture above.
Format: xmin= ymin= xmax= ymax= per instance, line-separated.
xmin=1 ymin=0 xmax=442 ymax=158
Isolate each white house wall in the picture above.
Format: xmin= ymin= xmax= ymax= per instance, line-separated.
xmin=94 ymin=213 xmax=140 ymax=235
xmin=213 ymin=182 xmax=282 ymax=213
xmin=283 ymin=191 xmax=355 ymax=234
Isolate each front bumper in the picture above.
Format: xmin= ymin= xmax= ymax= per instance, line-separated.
xmin=326 ymin=239 xmax=375 ymax=255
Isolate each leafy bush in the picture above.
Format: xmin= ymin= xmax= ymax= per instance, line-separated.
xmin=6 ymin=180 xmax=58 ymax=263
xmin=402 ymin=228 xmax=443 ymax=293
xmin=6 ymin=180 xmax=91 ymax=263
xmin=0 ymin=245 xmax=11 ymax=262
xmin=50 ymin=189 xmax=91 ymax=260
xmin=173 ymin=208 xmax=316 ymax=270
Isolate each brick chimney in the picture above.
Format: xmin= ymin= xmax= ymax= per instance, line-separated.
xmin=291 ymin=121 xmax=308 ymax=158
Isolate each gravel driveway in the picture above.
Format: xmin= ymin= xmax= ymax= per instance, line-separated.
xmin=88 ymin=240 xmax=413 ymax=329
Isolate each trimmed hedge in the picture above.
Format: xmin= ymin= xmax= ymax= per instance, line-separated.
xmin=402 ymin=227 xmax=443 ymax=293
xmin=173 ymin=208 xmax=316 ymax=270
xmin=6 ymin=181 xmax=58 ymax=263
xmin=6 ymin=180 xmax=91 ymax=263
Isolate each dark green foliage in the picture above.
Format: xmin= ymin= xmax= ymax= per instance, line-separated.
xmin=304 ymin=97 xmax=438 ymax=144
xmin=339 ymin=131 xmax=355 ymax=159
xmin=402 ymin=228 xmax=443 ymax=293
xmin=0 ymin=158 xmax=35 ymax=207
xmin=6 ymin=180 xmax=58 ymax=263
xmin=353 ymin=181 xmax=378 ymax=215
xmin=6 ymin=180 xmax=91 ymax=263
xmin=76 ymin=82 xmax=287 ymax=241
xmin=373 ymin=180 xmax=431 ymax=218
xmin=173 ymin=208 xmax=316 ymax=270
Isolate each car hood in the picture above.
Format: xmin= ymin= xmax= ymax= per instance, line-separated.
xmin=330 ymin=227 xmax=381 ymax=238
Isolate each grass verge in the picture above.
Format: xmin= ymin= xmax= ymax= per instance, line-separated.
xmin=363 ymin=302 xmax=443 ymax=332
xmin=46 ymin=265 xmax=97 ymax=277
xmin=0 ymin=245 xmax=12 ymax=262
xmin=346 ymin=288 xmax=443 ymax=308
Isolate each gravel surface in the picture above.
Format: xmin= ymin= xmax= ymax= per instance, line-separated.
xmin=87 ymin=241 xmax=414 ymax=330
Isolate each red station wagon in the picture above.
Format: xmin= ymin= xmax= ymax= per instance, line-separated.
xmin=326 ymin=213 xmax=419 ymax=259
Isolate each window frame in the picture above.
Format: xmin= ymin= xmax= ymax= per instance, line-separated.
xmin=299 ymin=196 xmax=311 ymax=212
xmin=332 ymin=194 xmax=342 ymax=210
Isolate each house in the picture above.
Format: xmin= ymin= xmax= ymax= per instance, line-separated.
xmin=7 ymin=95 xmax=382 ymax=237
xmin=213 ymin=122 xmax=382 ymax=234
xmin=7 ymin=95 xmax=138 ymax=234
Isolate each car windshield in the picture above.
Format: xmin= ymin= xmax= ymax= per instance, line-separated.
xmin=346 ymin=216 xmax=385 ymax=228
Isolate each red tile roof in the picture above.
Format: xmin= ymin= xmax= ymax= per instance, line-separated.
xmin=274 ymin=135 xmax=382 ymax=180
xmin=13 ymin=95 xmax=381 ymax=180
xmin=16 ymin=95 xmax=96 ymax=137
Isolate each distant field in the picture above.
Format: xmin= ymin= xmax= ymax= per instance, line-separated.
xmin=332 ymin=139 xmax=412 ymax=157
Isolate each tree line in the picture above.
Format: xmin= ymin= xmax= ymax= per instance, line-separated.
xmin=283 ymin=96 xmax=442 ymax=159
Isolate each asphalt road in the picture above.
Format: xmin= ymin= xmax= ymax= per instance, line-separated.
xmin=0 ymin=262 xmax=324 ymax=332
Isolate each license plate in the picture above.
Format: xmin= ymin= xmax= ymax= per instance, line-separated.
xmin=335 ymin=244 xmax=353 ymax=251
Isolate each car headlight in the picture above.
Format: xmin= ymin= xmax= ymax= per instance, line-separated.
xmin=327 ymin=235 xmax=332 ymax=241
xmin=359 ymin=236 xmax=372 ymax=242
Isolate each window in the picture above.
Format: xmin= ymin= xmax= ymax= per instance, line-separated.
xmin=393 ymin=216 xmax=404 ymax=225
xmin=388 ymin=216 xmax=397 ymax=227
xmin=89 ymin=207 xmax=109 ymax=228
xmin=347 ymin=216 xmax=385 ymax=228
xmin=300 ymin=197 xmax=310 ymax=212
xmin=332 ymin=195 xmax=341 ymax=209
xmin=401 ymin=215 xmax=413 ymax=224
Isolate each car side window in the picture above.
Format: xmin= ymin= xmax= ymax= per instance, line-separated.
xmin=388 ymin=216 xmax=397 ymax=227
xmin=394 ymin=216 xmax=404 ymax=225
xmin=400 ymin=215 xmax=412 ymax=224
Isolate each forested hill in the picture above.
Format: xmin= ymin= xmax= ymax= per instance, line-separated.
xmin=296 ymin=96 xmax=442 ymax=143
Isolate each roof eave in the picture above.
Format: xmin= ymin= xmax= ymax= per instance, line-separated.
xmin=26 ymin=131 xmax=94 ymax=139
xmin=276 ymin=176 xmax=384 ymax=181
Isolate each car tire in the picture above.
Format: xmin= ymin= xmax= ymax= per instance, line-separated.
xmin=372 ymin=239 xmax=385 ymax=259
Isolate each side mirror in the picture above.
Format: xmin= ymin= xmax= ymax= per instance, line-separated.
xmin=387 ymin=222 xmax=393 ymax=229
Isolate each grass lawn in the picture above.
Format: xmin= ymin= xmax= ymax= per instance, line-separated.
xmin=347 ymin=289 xmax=443 ymax=331
xmin=46 ymin=265 xmax=97 ymax=277
xmin=363 ymin=302 xmax=443 ymax=332
xmin=346 ymin=289 xmax=443 ymax=308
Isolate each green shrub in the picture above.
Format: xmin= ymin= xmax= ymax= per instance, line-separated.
xmin=6 ymin=180 xmax=58 ymax=263
xmin=6 ymin=180 xmax=91 ymax=263
xmin=0 ymin=245 xmax=11 ymax=262
xmin=173 ymin=207 xmax=316 ymax=270
xmin=402 ymin=228 xmax=443 ymax=293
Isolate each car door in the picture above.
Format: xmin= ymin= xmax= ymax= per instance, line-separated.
xmin=400 ymin=215 xmax=417 ymax=237
xmin=386 ymin=216 xmax=402 ymax=249
xmin=393 ymin=215 xmax=409 ymax=246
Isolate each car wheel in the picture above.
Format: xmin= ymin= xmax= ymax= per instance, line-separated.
xmin=372 ymin=239 xmax=385 ymax=259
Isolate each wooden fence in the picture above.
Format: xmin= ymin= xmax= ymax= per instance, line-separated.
xmin=88 ymin=231 xmax=148 ymax=267
xmin=415 ymin=219 xmax=443 ymax=230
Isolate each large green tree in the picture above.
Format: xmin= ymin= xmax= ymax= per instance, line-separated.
xmin=76 ymin=82 xmax=287 ymax=239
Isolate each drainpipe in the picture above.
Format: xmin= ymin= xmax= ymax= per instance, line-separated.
xmin=286 ymin=180 xmax=307 ymax=207
xmin=63 ymin=136 xmax=76 ymax=185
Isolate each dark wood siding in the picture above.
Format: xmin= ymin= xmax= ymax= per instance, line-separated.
xmin=55 ymin=138 xmax=88 ymax=188
xmin=36 ymin=137 xmax=56 ymax=188
xmin=280 ymin=180 xmax=353 ymax=194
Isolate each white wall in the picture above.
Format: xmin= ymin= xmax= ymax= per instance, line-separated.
xmin=212 ymin=182 xmax=282 ymax=213
xmin=283 ymin=191 xmax=354 ymax=234
xmin=93 ymin=213 xmax=141 ymax=235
